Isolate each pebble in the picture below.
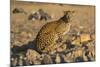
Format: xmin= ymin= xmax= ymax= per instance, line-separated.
xmin=18 ymin=55 xmax=24 ymax=66
xmin=42 ymin=54 xmax=53 ymax=64
xmin=72 ymin=48 xmax=83 ymax=57
xmin=62 ymin=53 xmax=73 ymax=63
xmin=18 ymin=58 xmax=23 ymax=66
xmin=26 ymin=49 xmax=40 ymax=64
xmin=83 ymin=54 xmax=88 ymax=61
xmin=23 ymin=57 xmax=30 ymax=65
xmin=12 ymin=58 xmax=18 ymax=67
xmin=55 ymin=54 xmax=61 ymax=63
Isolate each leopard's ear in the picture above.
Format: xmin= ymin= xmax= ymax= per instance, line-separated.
xmin=60 ymin=11 xmax=75 ymax=23
xmin=63 ymin=11 xmax=75 ymax=15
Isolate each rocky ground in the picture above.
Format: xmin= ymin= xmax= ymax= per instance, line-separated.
xmin=11 ymin=1 xmax=95 ymax=67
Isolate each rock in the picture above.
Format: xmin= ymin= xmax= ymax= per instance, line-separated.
xmin=38 ymin=9 xmax=51 ymax=21
xmin=18 ymin=55 xmax=24 ymax=66
xmin=19 ymin=55 xmax=24 ymax=59
xmin=11 ymin=57 xmax=14 ymax=61
xmin=72 ymin=37 xmax=81 ymax=46
xmin=34 ymin=60 xmax=41 ymax=65
xmin=55 ymin=54 xmax=61 ymax=63
xmin=86 ymin=42 xmax=95 ymax=61
xmin=49 ymin=50 xmax=56 ymax=55
xmin=72 ymin=33 xmax=91 ymax=46
xmin=62 ymin=53 xmax=73 ymax=63
xmin=72 ymin=48 xmax=83 ymax=57
xmin=42 ymin=54 xmax=53 ymax=64
xmin=18 ymin=58 xmax=23 ymax=66
xmin=75 ymin=57 xmax=84 ymax=62
xmin=23 ymin=57 xmax=30 ymax=65
xmin=56 ymin=44 xmax=67 ymax=52
xmin=11 ymin=58 xmax=18 ymax=67
xmin=28 ymin=12 xmax=39 ymax=21
xmin=26 ymin=49 xmax=40 ymax=64
xmin=80 ymin=33 xmax=91 ymax=43
xmin=83 ymin=54 xmax=88 ymax=61
xmin=13 ymin=8 xmax=26 ymax=14
xmin=28 ymin=9 xmax=51 ymax=21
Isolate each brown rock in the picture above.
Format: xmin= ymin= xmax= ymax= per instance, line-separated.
xmin=42 ymin=54 xmax=53 ymax=64
xmin=18 ymin=55 xmax=24 ymax=66
xmin=72 ymin=37 xmax=81 ymax=46
xmin=55 ymin=54 xmax=61 ymax=63
xmin=83 ymin=54 xmax=88 ymax=61
xmin=26 ymin=49 xmax=40 ymax=64
xmin=11 ymin=58 xmax=18 ymax=66
xmin=80 ymin=34 xmax=91 ymax=43
xmin=62 ymin=53 xmax=73 ymax=63
xmin=72 ymin=48 xmax=83 ymax=57
xmin=56 ymin=44 xmax=66 ymax=52
xmin=86 ymin=42 xmax=95 ymax=60
xmin=34 ymin=60 xmax=41 ymax=65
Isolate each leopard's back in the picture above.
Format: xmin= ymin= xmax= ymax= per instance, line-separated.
xmin=36 ymin=22 xmax=59 ymax=52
